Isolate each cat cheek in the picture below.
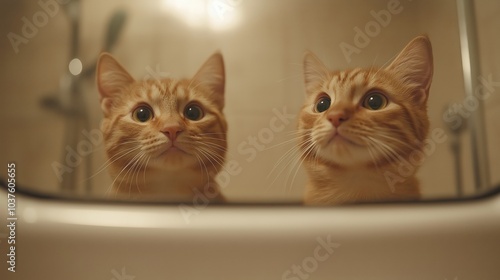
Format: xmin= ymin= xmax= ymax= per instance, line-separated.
xmin=100 ymin=119 xmax=111 ymax=134
xmin=100 ymin=98 xmax=114 ymax=116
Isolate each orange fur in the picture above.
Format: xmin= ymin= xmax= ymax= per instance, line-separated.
xmin=96 ymin=52 xmax=227 ymax=201
xmin=300 ymin=36 xmax=433 ymax=205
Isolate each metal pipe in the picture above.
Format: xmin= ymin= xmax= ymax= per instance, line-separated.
xmin=60 ymin=0 xmax=80 ymax=192
xmin=456 ymin=0 xmax=490 ymax=191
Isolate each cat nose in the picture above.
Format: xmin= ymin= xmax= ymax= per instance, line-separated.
xmin=162 ymin=126 xmax=183 ymax=141
xmin=328 ymin=111 xmax=349 ymax=127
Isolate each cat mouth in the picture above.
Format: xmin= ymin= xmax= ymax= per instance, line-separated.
xmin=166 ymin=146 xmax=185 ymax=153
xmin=159 ymin=144 xmax=190 ymax=157
xmin=327 ymin=132 xmax=362 ymax=147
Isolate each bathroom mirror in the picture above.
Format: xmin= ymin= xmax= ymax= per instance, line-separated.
xmin=1 ymin=0 xmax=499 ymax=203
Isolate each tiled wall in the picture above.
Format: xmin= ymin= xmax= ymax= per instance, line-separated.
xmin=476 ymin=1 xmax=500 ymax=190
xmin=1 ymin=0 xmax=498 ymax=201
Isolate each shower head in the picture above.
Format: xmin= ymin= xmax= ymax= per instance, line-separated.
xmin=103 ymin=9 xmax=127 ymax=52
xmin=62 ymin=0 xmax=80 ymax=23
xmin=81 ymin=9 xmax=127 ymax=79
xmin=41 ymin=8 xmax=128 ymax=111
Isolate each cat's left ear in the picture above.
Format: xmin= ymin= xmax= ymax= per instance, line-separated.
xmin=192 ymin=52 xmax=225 ymax=109
xmin=303 ymin=51 xmax=330 ymax=95
xmin=96 ymin=53 xmax=135 ymax=99
xmin=386 ymin=35 xmax=433 ymax=105
xmin=96 ymin=53 xmax=135 ymax=116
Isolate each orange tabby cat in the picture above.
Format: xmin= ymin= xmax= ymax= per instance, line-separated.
xmin=96 ymin=52 xmax=227 ymax=201
xmin=300 ymin=36 xmax=433 ymax=205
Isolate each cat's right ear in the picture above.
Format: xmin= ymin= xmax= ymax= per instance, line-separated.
xmin=385 ymin=35 xmax=433 ymax=105
xmin=96 ymin=53 xmax=134 ymax=100
xmin=303 ymin=51 xmax=330 ymax=95
xmin=191 ymin=52 xmax=225 ymax=109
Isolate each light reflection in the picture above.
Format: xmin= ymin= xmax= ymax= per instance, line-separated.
xmin=68 ymin=58 xmax=82 ymax=76
xmin=30 ymin=207 xmax=184 ymax=228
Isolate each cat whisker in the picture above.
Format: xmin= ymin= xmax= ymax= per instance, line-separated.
xmin=288 ymin=128 xmax=314 ymax=135
xmin=373 ymin=132 xmax=420 ymax=151
xmin=262 ymin=136 xmax=302 ymax=152
xmin=87 ymin=144 xmax=141 ymax=182
xmin=193 ymin=136 xmax=226 ymax=144
xmin=345 ymin=125 xmax=416 ymax=153
xmin=266 ymin=141 xmax=303 ymax=190
xmin=367 ymin=136 xmax=404 ymax=168
xmin=193 ymin=153 xmax=210 ymax=181
xmin=131 ymin=153 xmax=147 ymax=196
xmin=194 ymin=146 xmax=226 ymax=172
xmin=286 ymin=139 xmax=316 ymax=193
xmin=120 ymin=152 xmax=147 ymax=198
xmin=190 ymin=139 xmax=227 ymax=152
xmin=185 ymin=136 xmax=229 ymax=157
xmin=192 ymin=141 xmax=228 ymax=158
xmin=288 ymin=142 xmax=314 ymax=194
xmin=194 ymin=152 xmax=214 ymax=190
xmin=140 ymin=139 xmax=170 ymax=153
xmin=271 ymin=138 xmax=311 ymax=191
xmin=264 ymin=133 xmax=307 ymax=181
xmin=190 ymin=136 xmax=227 ymax=142
xmin=126 ymin=153 xmax=142 ymax=197
xmin=370 ymin=133 xmax=417 ymax=159
xmin=362 ymin=137 xmax=382 ymax=170
xmin=132 ymin=153 xmax=149 ymax=195
xmin=195 ymin=132 xmax=227 ymax=136
xmin=106 ymin=151 xmax=145 ymax=197
xmin=141 ymin=155 xmax=151 ymax=194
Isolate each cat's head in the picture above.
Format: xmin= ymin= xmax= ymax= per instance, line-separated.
xmin=96 ymin=52 xmax=227 ymax=175
xmin=299 ymin=36 xmax=433 ymax=168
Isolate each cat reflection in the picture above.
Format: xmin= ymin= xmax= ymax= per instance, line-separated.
xmin=299 ymin=36 xmax=433 ymax=205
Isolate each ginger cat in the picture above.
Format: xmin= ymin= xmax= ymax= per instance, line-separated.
xmin=96 ymin=52 xmax=227 ymax=202
xmin=300 ymin=36 xmax=433 ymax=205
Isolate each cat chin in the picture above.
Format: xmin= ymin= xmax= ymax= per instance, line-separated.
xmin=316 ymin=144 xmax=373 ymax=167
xmin=148 ymin=153 xmax=198 ymax=170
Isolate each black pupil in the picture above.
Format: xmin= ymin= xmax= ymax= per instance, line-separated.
xmin=136 ymin=108 xmax=151 ymax=122
xmin=186 ymin=106 xmax=201 ymax=120
xmin=367 ymin=95 xmax=383 ymax=109
xmin=316 ymin=98 xmax=331 ymax=112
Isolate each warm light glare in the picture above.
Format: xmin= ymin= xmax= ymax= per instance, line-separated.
xmin=161 ymin=0 xmax=241 ymax=31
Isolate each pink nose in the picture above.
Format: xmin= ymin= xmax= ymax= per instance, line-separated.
xmin=162 ymin=126 xmax=182 ymax=141
xmin=327 ymin=111 xmax=349 ymax=127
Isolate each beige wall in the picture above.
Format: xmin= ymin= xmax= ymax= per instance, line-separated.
xmin=1 ymin=0 xmax=498 ymax=201
xmin=476 ymin=1 xmax=500 ymax=191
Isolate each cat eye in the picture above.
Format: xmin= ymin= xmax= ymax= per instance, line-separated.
xmin=132 ymin=106 xmax=154 ymax=122
xmin=184 ymin=104 xmax=204 ymax=121
xmin=363 ymin=92 xmax=388 ymax=110
xmin=315 ymin=96 xmax=331 ymax=113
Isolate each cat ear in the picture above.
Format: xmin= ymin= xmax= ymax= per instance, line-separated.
xmin=191 ymin=52 xmax=225 ymax=109
xmin=96 ymin=52 xmax=134 ymax=99
xmin=386 ymin=35 xmax=433 ymax=105
xmin=303 ymin=51 xmax=330 ymax=95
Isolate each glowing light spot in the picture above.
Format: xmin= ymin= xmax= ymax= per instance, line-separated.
xmin=69 ymin=58 xmax=82 ymax=76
